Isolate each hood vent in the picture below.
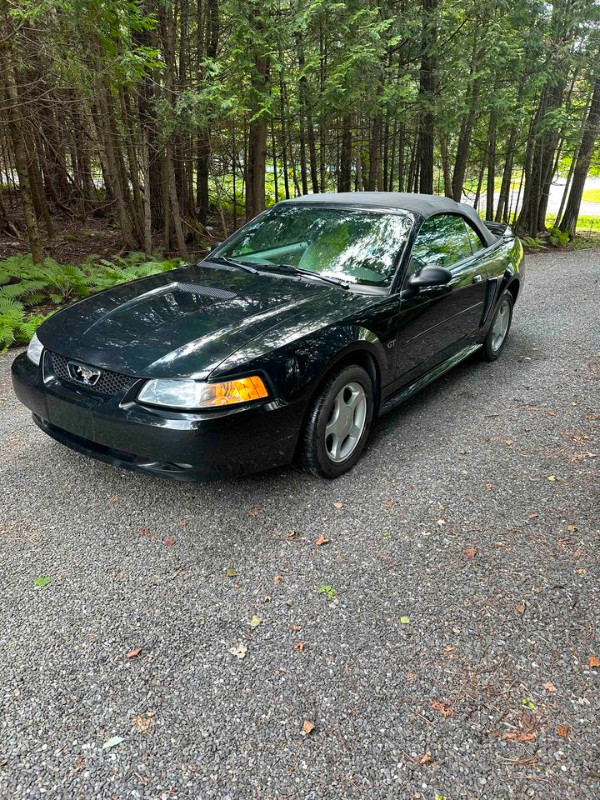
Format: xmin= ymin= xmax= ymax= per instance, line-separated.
xmin=175 ymin=282 xmax=236 ymax=301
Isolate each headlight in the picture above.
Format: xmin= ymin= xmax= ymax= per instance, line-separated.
xmin=26 ymin=333 xmax=43 ymax=366
xmin=137 ymin=376 xmax=269 ymax=410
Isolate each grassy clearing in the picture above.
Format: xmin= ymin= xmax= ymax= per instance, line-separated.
xmin=582 ymin=188 xmax=600 ymax=203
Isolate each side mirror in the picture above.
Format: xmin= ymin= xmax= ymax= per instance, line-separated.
xmin=408 ymin=265 xmax=452 ymax=293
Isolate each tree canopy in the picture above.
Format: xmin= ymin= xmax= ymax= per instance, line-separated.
xmin=1 ymin=0 xmax=600 ymax=261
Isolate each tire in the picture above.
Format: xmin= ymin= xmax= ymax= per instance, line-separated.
xmin=300 ymin=365 xmax=374 ymax=478
xmin=482 ymin=292 xmax=514 ymax=362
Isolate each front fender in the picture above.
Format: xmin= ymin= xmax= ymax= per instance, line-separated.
xmin=211 ymin=322 xmax=390 ymax=405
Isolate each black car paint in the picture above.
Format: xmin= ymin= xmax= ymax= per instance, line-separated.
xmin=11 ymin=197 xmax=524 ymax=480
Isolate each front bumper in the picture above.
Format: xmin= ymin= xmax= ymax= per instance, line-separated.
xmin=11 ymin=352 xmax=301 ymax=481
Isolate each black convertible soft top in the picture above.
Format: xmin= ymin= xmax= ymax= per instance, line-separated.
xmin=282 ymin=191 xmax=498 ymax=248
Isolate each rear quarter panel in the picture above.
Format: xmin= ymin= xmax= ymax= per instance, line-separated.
xmin=478 ymin=233 xmax=524 ymax=332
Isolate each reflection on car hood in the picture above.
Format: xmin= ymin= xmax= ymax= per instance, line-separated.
xmin=37 ymin=263 xmax=362 ymax=378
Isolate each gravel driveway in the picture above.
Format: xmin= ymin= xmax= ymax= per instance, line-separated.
xmin=1 ymin=250 xmax=598 ymax=800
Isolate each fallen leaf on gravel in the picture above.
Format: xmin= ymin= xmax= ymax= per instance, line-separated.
xmin=419 ymin=751 xmax=433 ymax=765
xmin=225 ymin=568 xmax=238 ymax=578
xmin=566 ymin=524 xmax=578 ymax=532
xmin=502 ymin=732 xmax=536 ymax=742
xmin=315 ymin=536 xmax=329 ymax=546
xmin=286 ymin=531 xmax=298 ymax=541
xmin=250 ymin=615 xmax=262 ymax=629
xmin=547 ymin=475 xmax=558 ymax=481
xmin=385 ymin=500 xmax=395 ymax=508
xmin=437 ymin=518 xmax=446 ymax=527
xmin=34 ymin=576 xmax=51 ymax=588
xmin=406 ymin=671 xmax=414 ymax=681
xmin=102 ymin=736 xmax=124 ymax=750
xmin=228 ymin=642 xmax=247 ymax=659
xmin=589 ymin=656 xmax=600 ymax=667
xmin=73 ymin=754 xmax=85 ymax=772
xmin=515 ymin=602 xmax=526 ymax=614
xmin=263 ymin=595 xmax=271 ymax=602
xmin=458 ymin=449 xmax=467 ymax=454
xmin=557 ymin=725 xmax=570 ymax=738
xmin=430 ymin=700 xmax=454 ymax=718
xmin=543 ymin=682 xmax=556 ymax=692
xmin=291 ymin=624 xmax=301 ymax=632
xmin=521 ymin=698 xmax=536 ymax=710
xmin=163 ymin=538 xmax=175 ymax=546
xmin=132 ymin=713 xmax=153 ymax=734
xmin=547 ymin=410 xmax=557 ymax=417
xmin=576 ymin=568 xmax=587 ymax=574
xmin=528 ymin=512 xmax=539 ymax=520
xmin=443 ymin=645 xmax=455 ymax=652
xmin=248 ymin=507 xmax=260 ymax=517
xmin=333 ymin=501 xmax=343 ymax=509
xmin=109 ymin=497 xmax=118 ymax=503
xmin=302 ymin=720 xmax=315 ymax=735
xmin=485 ymin=482 xmax=494 ymax=491
xmin=273 ymin=575 xmax=283 ymax=584
xmin=400 ymin=616 xmax=410 ymax=624
xmin=463 ymin=548 xmax=477 ymax=558
xmin=138 ymin=528 xmax=149 ymax=536
xmin=126 ymin=648 xmax=142 ymax=659
xmin=294 ymin=641 xmax=305 ymax=651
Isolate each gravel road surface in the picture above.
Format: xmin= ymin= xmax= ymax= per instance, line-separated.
xmin=1 ymin=250 xmax=598 ymax=800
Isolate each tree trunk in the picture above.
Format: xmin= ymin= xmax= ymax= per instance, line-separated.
xmin=559 ymin=73 xmax=600 ymax=237
xmin=451 ymin=76 xmax=481 ymax=202
xmin=0 ymin=16 xmax=43 ymax=263
xmin=367 ymin=116 xmax=382 ymax=191
xmin=485 ymin=108 xmax=497 ymax=220
xmin=246 ymin=22 xmax=269 ymax=218
xmin=418 ymin=0 xmax=438 ymax=194
xmin=338 ymin=115 xmax=352 ymax=192
xmin=196 ymin=0 xmax=219 ymax=222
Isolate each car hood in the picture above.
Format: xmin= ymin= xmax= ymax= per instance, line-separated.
xmin=37 ymin=263 xmax=369 ymax=379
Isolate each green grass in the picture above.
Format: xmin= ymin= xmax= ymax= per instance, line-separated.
xmin=545 ymin=213 xmax=600 ymax=233
xmin=582 ymin=188 xmax=600 ymax=203
xmin=0 ymin=252 xmax=179 ymax=351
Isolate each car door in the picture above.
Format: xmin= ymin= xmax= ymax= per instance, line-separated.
xmin=394 ymin=213 xmax=488 ymax=382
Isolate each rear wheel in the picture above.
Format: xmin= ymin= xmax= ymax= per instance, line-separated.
xmin=482 ymin=292 xmax=513 ymax=361
xmin=300 ymin=365 xmax=374 ymax=478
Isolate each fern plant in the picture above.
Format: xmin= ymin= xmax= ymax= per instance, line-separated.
xmin=0 ymin=252 xmax=179 ymax=351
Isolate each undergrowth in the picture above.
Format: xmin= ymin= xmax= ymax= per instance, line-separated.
xmin=0 ymin=253 xmax=179 ymax=351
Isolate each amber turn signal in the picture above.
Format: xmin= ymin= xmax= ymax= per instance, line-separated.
xmin=209 ymin=376 xmax=269 ymax=406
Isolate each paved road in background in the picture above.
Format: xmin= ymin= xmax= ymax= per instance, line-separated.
xmin=1 ymin=250 xmax=598 ymax=800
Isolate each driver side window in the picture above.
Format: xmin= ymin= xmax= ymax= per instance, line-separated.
xmin=412 ymin=214 xmax=473 ymax=270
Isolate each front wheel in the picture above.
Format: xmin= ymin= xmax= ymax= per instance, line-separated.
xmin=300 ymin=365 xmax=374 ymax=478
xmin=482 ymin=292 xmax=513 ymax=361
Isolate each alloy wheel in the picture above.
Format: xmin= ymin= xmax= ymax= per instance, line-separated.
xmin=324 ymin=381 xmax=367 ymax=463
xmin=491 ymin=298 xmax=511 ymax=353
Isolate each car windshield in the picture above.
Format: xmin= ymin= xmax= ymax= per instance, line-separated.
xmin=212 ymin=205 xmax=413 ymax=287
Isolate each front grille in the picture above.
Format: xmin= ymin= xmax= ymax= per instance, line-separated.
xmin=49 ymin=352 xmax=137 ymax=397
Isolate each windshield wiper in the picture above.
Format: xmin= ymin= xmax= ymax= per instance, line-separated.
xmin=262 ymin=263 xmax=350 ymax=290
xmin=211 ymin=255 xmax=260 ymax=275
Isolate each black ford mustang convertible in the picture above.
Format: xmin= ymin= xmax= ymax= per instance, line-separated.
xmin=12 ymin=192 xmax=524 ymax=480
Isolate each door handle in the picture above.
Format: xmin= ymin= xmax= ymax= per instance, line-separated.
xmin=472 ymin=274 xmax=483 ymax=284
